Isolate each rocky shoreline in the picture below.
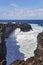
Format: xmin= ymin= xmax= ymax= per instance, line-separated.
xmin=0 ymin=23 xmax=32 ymax=38
xmin=0 ymin=23 xmax=43 ymax=65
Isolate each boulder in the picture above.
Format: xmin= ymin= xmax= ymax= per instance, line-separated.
xmin=19 ymin=23 xmax=32 ymax=32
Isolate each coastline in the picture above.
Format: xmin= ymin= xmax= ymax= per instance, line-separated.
xmin=0 ymin=23 xmax=43 ymax=65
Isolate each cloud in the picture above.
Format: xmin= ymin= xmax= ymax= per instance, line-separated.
xmin=0 ymin=8 xmax=43 ymax=19
xmin=10 ymin=3 xmax=18 ymax=8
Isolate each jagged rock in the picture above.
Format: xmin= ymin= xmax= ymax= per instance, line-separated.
xmin=26 ymin=57 xmax=34 ymax=63
xmin=19 ymin=23 xmax=32 ymax=32
xmin=10 ymin=32 xmax=43 ymax=65
xmin=11 ymin=23 xmax=32 ymax=32
xmin=0 ymin=23 xmax=32 ymax=38
xmin=34 ymin=32 xmax=43 ymax=57
xmin=0 ymin=26 xmax=7 ymax=65
xmin=10 ymin=60 xmax=25 ymax=65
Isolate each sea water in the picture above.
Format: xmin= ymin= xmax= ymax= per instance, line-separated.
xmin=5 ymin=23 xmax=43 ymax=65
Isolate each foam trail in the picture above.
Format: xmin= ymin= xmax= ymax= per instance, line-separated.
xmin=14 ymin=29 xmax=37 ymax=60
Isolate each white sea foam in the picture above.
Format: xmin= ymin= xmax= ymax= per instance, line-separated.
xmin=6 ymin=24 xmax=43 ymax=65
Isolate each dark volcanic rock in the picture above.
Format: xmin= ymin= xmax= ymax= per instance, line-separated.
xmin=34 ymin=32 xmax=43 ymax=57
xmin=10 ymin=32 xmax=43 ymax=65
xmin=19 ymin=23 xmax=32 ymax=32
xmin=0 ymin=23 xmax=32 ymax=38
xmin=10 ymin=23 xmax=32 ymax=32
xmin=0 ymin=26 xmax=7 ymax=65
xmin=10 ymin=60 xmax=25 ymax=65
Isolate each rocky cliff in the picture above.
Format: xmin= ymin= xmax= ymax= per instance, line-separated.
xmin=0 ymin=25 xmax=7 ymax=65
xmin=10 ymin=32 xmax=43 ymax=65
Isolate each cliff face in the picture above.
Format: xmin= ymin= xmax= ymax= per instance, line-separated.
xmin=0 ymin=26 xmax=7 ymax=65
xmin=10 ymin=32 xmax=43 ymax=65
xmin=34 ymin=32 xmax=43 ymax=57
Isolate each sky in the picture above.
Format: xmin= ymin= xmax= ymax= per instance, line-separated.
xmin=0 ymin=0 xmax=43 ymax=19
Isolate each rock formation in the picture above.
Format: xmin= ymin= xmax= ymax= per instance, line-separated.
xmin=19 ymin=23 xmax=32 ymax=32
xmin=5 ymin=23 xmax=32 ymax=32
xmin=0 ymin=25 xmax=7 ymax=65
xmin=0 ymin=23 xmax=32 ymax=38
xmin=10 ymin=32 xmax=43 ymax=65
xmin=34 ymin=32 xmax=43 ymax=57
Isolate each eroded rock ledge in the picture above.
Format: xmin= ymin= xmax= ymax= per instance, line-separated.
xmin=10 ymin=32 xmax=43 ymax=65
xmin=0 ymin=23 xmax=32 ymax=38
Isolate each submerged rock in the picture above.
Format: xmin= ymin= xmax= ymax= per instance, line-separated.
xmin=10 ymin=32 xmax=43 ymax=65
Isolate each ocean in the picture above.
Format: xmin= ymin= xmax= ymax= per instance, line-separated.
xmin=0 ymin=20 xmax=43 ymax=24
xmin=0 ymin=20 xmax=43 ymax=65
